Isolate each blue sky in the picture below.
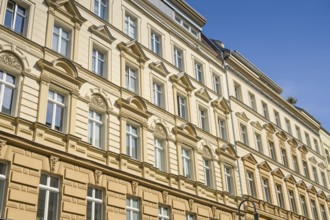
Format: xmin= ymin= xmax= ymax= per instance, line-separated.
xmin=186 ymin=0 xmax=330 ymax=131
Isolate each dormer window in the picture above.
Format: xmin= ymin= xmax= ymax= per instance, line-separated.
xmin=174 ymin=14 xmax=199 ymax=38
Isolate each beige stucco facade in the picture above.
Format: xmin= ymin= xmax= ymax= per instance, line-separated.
xmin=0 ymin=0 xmax=328 ymax=220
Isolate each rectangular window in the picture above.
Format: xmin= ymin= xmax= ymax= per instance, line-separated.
xmin=92 ymin=49 xmax=105 ymax=77
xmin=213 ymin=74 xmax=222 ymax=95
xmin=255 ymin=133 xmax=263 ymax=153
xmin=262 ymin=178 xmax=271 ymax=203
xmin=321 ymin=172 xmax=327 ymax=188
xmin=37 ymin=174 xmax=60 ymax=220
xmin=303 ymin=161 xmax=309 ymax=178
xmin=46 ymin=90 xmax=65 ymax=131
xmin=268 ymin=141 xmax=276 ymax=160
xmin=262 ymin=102 xmax=269 ymax=120
xmin=159 ymin=206 xmax=170 ymax=220
xmin=153 ymin=81 xmax=163 ymax=108
xmin=0 ymin=71 xmax=16 ymax=115
xmin=249 ymin=93 xmax=257 ymax=110
xmin=203 ymin=159 xmax=212 ymax=187
xmin=247 ymin=172 xmax=256 ymax=197
xmin=151 ymin=31 xmax=161 ymax=56
xmin=0 ymin=163 xmax=7 ymax=216
xmin=234 ymin=83 xmax=242 ymax=101
xmin=285 ymin=118 xmax=292 ymax=134
xmin=125 ymin=66 xmax=138 ymax=93
xmin=5 ymin=0 xmax=27 ymax=35
xmin=94 ymin=0 xmax=108 ymax=20
xmin=126 ymin=197 xmax=140 ymax=220
xmin=174 ymin=14 xmax=199 ymax=38
xmin=182 ymin=148 xmax=192 ymax=179
xmin=274 ymin=111 xmax=281 ymax=128
xmin=125 ymin=14 xmax=137 ymax=39
xmin=52 ymin=25 xmax=70 ymax=57
xmin=326 ymin=149 xmax=330 ymax=163
xmin=154 ymin=138 xmax=165 ymax=171
xmin=292 ymin=155 xmax=299 ymax=172
xmin=218 ymin=118 xmax=228 ymax=141
xmin=295 ymin=126 xmax=302 ymax=141
xmin=174 ymin=47 xmax=183 ymax=70
xmin=321 ymin=204 xmax=327 ymax=220
xmin=300 ymin=195 xmax=308 ymax=217
xmin=275 ymin=184 xmax=284 ymax=208
xmin=126 ymin=124 xmax=139 ymax=160
xmin=281 ymin=149 xmax=288 ymax=167
xmin=288 ymin=190 xmax=296 ymax=213
xmin=186 ymin=214 xmax=195 ymax=220
xmin=311 ymin=200 xmax=319 ymax=220
xmin=240 ymin=124 xmax=249 ymax=145
xmin=312 ymin=166 xmax=319 ymax=183
xmin=87 ymin=187 xmax=103 ymax=220
xmin=314 ymin=139 xmax=320 ymax=153
xmin=177 ymin=95 xmax=187 ymax=120
xmin=199 ymin=108 xmax=208 ymax=131
xmin=194 ymin=62 xmax=203 ymax=83
xmin=88 ymin=110 xmax=103 ymax=148
xmin=305 ymin=132 xmax=311 ymax=147
xmin=224 ymin=166 xmax=234 ymax=195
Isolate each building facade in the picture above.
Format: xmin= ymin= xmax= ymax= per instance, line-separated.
xmin=0 ymin=0 xmax=328 ymax=219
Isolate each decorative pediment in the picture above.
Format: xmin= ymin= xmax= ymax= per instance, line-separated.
xmin=149 ymin=61 xmax=170 ymax=77
xmin=241 ymin=153 xmax=258 ymax=165
xmin=235 ymin=112 xmax=249 ymax=122
xmin=195 ymin=88 xmax=212 ymax=103
xmin=90 ymin=94 xmax=107 ymax=111
xmin=46 ymin=0 xmax=86 ymax=25
xmin=257 ymin=161 xmax=272 ymax=172
xmin=308 ymin=156 xmax=317 ymax=165
xmin=116 ymin=96 xmax=152 ymax=119
xmin=170 ymin=72 xmax=196 ymax=92
xmin=287 ymin=138 xmax=298 ymax=148
xmin=284 ymin=174 xmax=297 ymax=184
xmin=202 ymin=146 xmax=214 ymax=160
xmin=251 ymin=121 xmax=263 ymax=131
xmin=276 ymin=131 xmax=288 ymax=141
xmin=298 ymin=145 xmax=308 ymax=155
xmin=172 ymin=123 xmax=199 ymax=143
xmin=318 ymin=162 xmax=326 ymax=169
xmin=117 ymin=40 xmax=149 ymax=63
xmin=154 ymin=123 xmax=168 ymax=138
xmin=0 ymin=50 xmax=24 ymax=74
xmin=216 ymin=144 xmax=238 ymax=160
xmin=317 ymin=191 xmax=327 ymax=199
xmin=89 ymin=25 xmax=116 ymax=44
xmin=307 ymin=186 xmax=318 ymax=195
xmin=263 ymin=123 xmax=276 ymax=134
xmin=211 ymin=97 xmax=231 ymax=114
xmin=271 ymin=168 xmax=285 ymax=179
xmin=296 ymin=180 xmax=307 ymax=190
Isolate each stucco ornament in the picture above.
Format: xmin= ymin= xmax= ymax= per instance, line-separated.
xmin=188 ymin=199 xmax=194 ymax=211
xmin=212 ymin=206 xmax=217 ymax=218
xmin=0 ymin=52 xmax=22 ymax=71
xmin=162 ymin=191 xmax=168 ymax=204
xmin=132 ymin=181 xmax=139 ymax=195
xmin=50 ymin=156 xmax=59 ymax=173
xmin=91 ymin=95 xmax=106 ymax=109
xmin=95 ymin=170 xmax=102 ymax=185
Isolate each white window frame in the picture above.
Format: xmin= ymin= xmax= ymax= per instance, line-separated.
xmin=311 ymin=200 xmax=318 ymax=220
xmin=177 ymin=94 xmax=187 ymax=120
xmin=247 ymin=171 xmax=256 ymax=197
xmin=249 ymin=93 xmax=257 ymax=110
xmin=154 ymin=138 xmax=165 ymax=171
xmin=321 ymin=172 xmax=327 ymax=188
xmin=274 ymin=110 xmax=281 ymax=128
xmin=94 ymin=0 xmax=108 ymax=20
xmin=0 ymin=71 xmax=16 ymax=115
xmin=275 ymin=184 xmax=284 ymax=208
xmin=224 ymin=165 xmax=234 ymax=195
xmin=262 ymin=102 xmax=269 ymax=120
xmin=305 ymin=132 xmax=311 ymax=147
xmin=320 ymin=204 xmax=327 ymax=220
xmin=194 ymin=62 xmax=203 ymax=83
xmin=88 ymin=110 xmax=103 ymax=148
xmin=234 ymin=83 xmax=242 ymax=101
xmin=281 ymin=148 xmax=288 ymax=166
xmin=92 ymin=48 xmax=105 ymax=77
xmin=240 ymin=124 xmax=249 ymax=145
xmin=312 ymin=166 xmax=319 ymax=183
xmin=292 ymin=155 xmax=299 ymax=172
xmin=285 ymin=118 xmax=292 ymax=134
xmin=125 ymin=13 xmax=137 ymax=39
xmin=126 ymin=197 xmax=140 ymax=220
xmin=173 ymin=47 xmax=183 ymax=70
xmin=218 ymin=117 xmax=228 ymax=141
xmin=313 ymin=139 xmax=320 ymax=153
xmin=300 ymin=195 xmax=308 ymax=217
xmin=126 ymin=124 xmax=139 ymax=160
xmin=46 ymin=90 xmax=65 ymax=131
xmin=303 ymin=161 xmax=309 ymax=178
xmin=0 ymin=163 xmax=7 ymax=217
xmin=182 ymin=148 xmax=192 ymax=179
xmin=4 ymin=0 xmax=27 ymax=35
xmin=186 ymin=213 xmax=195 ymax=220
xmin=125 ymin=66 xmax=138 ymax=93
xmin=295 ymin=126 xmax=302 ymax=141
xmin=151 ymin=31 xmax=161 ymax=56
xmin=52 ymin=25 xmax=70 ymax=57
xmin=262 ymin=177 xmax=271 ymax=203
xmin=158 ymin=206 xmax=170 ymax=220
xmin=268 ymin=141 xmax=276 ymax=160
xmin=199 ymin=107 xmax=208 ymax=131
xmin=153 ymin=81 xmax=163 ymax=108
xmin=202 ymin=159 xmax=212 ymax=187
xmin=87 ymin=187 xmax=103 ymax=220
xmin=255 ymin=133 xmax=263 ymax=153
xmin=288 ymin=190 xmax=296 ymax=213
xmin=213 ymin=74 xmax=222 ymax=95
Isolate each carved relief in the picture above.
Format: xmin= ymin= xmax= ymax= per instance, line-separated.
xmin=188 ymin=199 xmax=194 ymax=211
xmin=267 ymin=132 xmax=274 ymax=141
xmin=212 ymin=206 xmax=217 ymax=218
xmin=50 ymin=156 xmax=59 ymax=173
xmin=203 ymin=146 xmax=212 ymax=158
xmin=90 ymin=95 xmax=107 ymax=109
xmin=155 ymin=124 xmax=166 ymax=136
xmin=132 ymin=181 xmax=139 ymax=195
xmin=95 ymin=170 xmax=102 ymax=185
xmin=163 ymin=191 xmax=168 ymax=204
xmin=0 ymin=52 xmax=22 ymax=71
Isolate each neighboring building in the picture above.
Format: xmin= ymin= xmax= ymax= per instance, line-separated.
xmin=321 ymin=128 xmax=330 ymax=188
xmin=0 ymin=0 xmax=328 ymax=220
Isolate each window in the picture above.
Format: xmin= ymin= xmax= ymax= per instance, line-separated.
xmin=199 ymin=108 xmax=208 ymax=131
xmin=255 ymin=133 xmax=263 ymax=153
xmin=153 ymin=81 xmax=164 ymax=108
xmin=203 ymin=159 xmax=212 ymax=187
xmin=300 ymin=195 xmax=308 ymax=217
xmin=285 ymin=119 xmax=292 ymax=134
xmin=182 ymin=148 xmax=192 ymax=179
xmin=92 ymin=49 xmax=105 ymax=77
xmin=52 ymin=25 xmax=70 ymax=57
xmin=325 ymin=149 xmax=330 ymax=163
xmin=177 ymin=95 xmax=187 ymax=120
xmin=0 ymin=163 xmax=7 ymax=216
xmin=151 ymin=31 xmax=161 ymax=56
xmin=249 ymin=93 xmax=257 ymax=110
xmin=224 ymin=166 xmax=234 ymax=195
xmin=154 ymin=138 xmax=165 ymax=171
xmin=247 ymin=172 xmax=256 ymax=197
xmin=321 ymin=172 xmax=328 ymax=188
xmin=88 ymin=110 xmax=103 ymax=148
xmin=0 ymin=71 xmax=15 ymax=115
xmin=159 ymin=206 xmax=170 ymax=220
xmin=295 ymin=126 xmax=302 ymax=141
xmin=126 ymin=124 xmax=139 ymax=160
xmin=174 ymin=47 xmax=183 ymax=70
xmin=274 ymin=111 xmax=281 ymax=128
xmin=275 ymin=184 xmax=284 ymax=208
xmin=213 ymin=74 xmax=222 ymax=95
xmin=87 ymin=187 xmax=103 ymax=220
xmin=126 ymin=197 xmax=140 ymax=220
xmin=125 ymin=66 xmax=138 ymax=93
xmin=194 ymin=62 xmax=203 ymax=83
xmin=312 ymin=166 xmax=319 ymax=183
xmin=262 ymin=178 xmax=271 ymax=203
xmin=268 ymin=141 xmax=276 ymax=160
xmin=320 ymin=204 xmax=327 ymax=220
xmin=313 ymin=139 xmax=320 ymax=153
xmin=292 ymin=155 xmax=299 ymax=172
xmin=281 ymin=149 xmax=288 ymax=167
xmin=303 ymin=161 xmax=309 ymax=178
xmin=37 ymin=174 xmax=60 ymax=220
xmin=240 ymin=124 xmax=249 ymax=145
xmin=288 ymin=190 xmax=296 ymax=213
xmin=186 ymin=214 xmax=195 ymax=220
xmin=234 ymin=83 xmax=242 ymax=101
xmin=46 ymin=90 xmax=65 ymax=131
xmin=5 ymin=0 xmax=27 ymax=35
xmin=262 ymin=102 xmax=269 ymax=120
xmin=125 ymin=14 xmax=137 ymax=39
xmin=218 ymin=118 xmax=228 ymax=141
xmin=311 ymin=200 xmax=319 ymax=220
xmin=174 ymin=14 xmax=199 ymax=38
xmin=94 ymin=0 xmax=108 ymax=20
xmin=305 ymin=132 xmax=311 ymax=147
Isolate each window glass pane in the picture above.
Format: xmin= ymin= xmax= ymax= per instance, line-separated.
xmin=55 ymin=105 xmax=63 ymax=130
xmin=87 ymin=201 xmax=92 ymax=220
xmin=52 ymin=33 xmax=59 ymax=51
xmin=50 ymin=176 xmax=59 ymax=188
xmin=95 ymin=202 xmax=103 ymax=220
xmin=61 ymin=39 xmax=68 ymax=56
xmin=87 ymin=187 xmax=93 ymax=197
xmin=2 ymin=87 xmax=14 ymax=114
xmin=14 ymin=14 xmax=25 ymax=34
xmin=46 ymin=102 xmax=54 ymax=126
xmin=4 ymin=10 xmax=13 ymax=29
xmin=37 ymin=189 xmax=46 ymax=219
xmin=6 ymin=74 xmax=15 ymax=84
xmin=48 ymin=191 xmax=58 ymax=220
xmin=0 ymin=164 xmax=6 ymax=175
